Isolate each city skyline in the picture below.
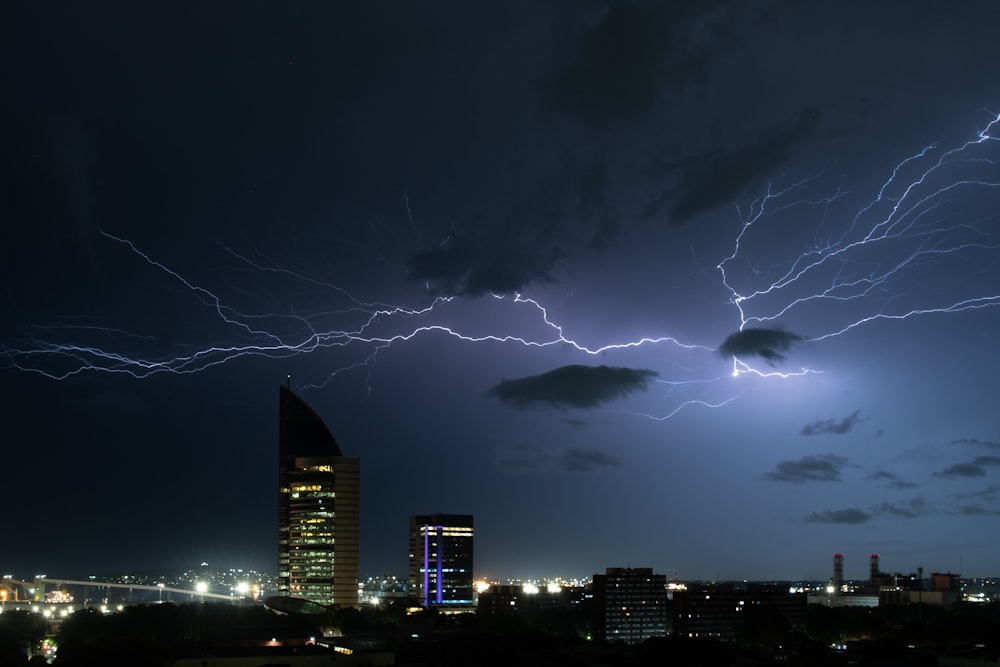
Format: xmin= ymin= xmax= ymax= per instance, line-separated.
xmin=4 ymin=2 xmax=1000 ymax=582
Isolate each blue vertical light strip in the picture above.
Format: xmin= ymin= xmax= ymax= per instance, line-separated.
xmin=436 ymin=525 xmax=443 ymax=604
xmin=423 ymin=524 xmax=430 ymax=607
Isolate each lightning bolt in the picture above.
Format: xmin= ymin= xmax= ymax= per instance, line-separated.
xmin=718 ymin=111 xmax=1000 ymax=377
xmin=4 ymin=113 xmax=1000 ymax=421
xmin=3 ymin=232 xmax=709 ymax=381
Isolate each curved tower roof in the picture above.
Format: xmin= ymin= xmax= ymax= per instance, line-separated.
xmin=277 ymin=384 xmax=359 ymax=607
xmin=278 ymin=385 xmax=343 ymax=457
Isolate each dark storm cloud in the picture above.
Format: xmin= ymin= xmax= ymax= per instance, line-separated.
xmin=950 ymin=486 xmax=1000 ymax=515
xmin=956 ymin=504 xmax=1000 ymax=516
xmin=805 ymin=508 xmax=871 ymax=524
xmin=805 ymin=497 xmax=925 ymax=524
xmin=872 ymin=498 xmax=925 ymax=519
xmin=802 ymin=409 xmax=863 ymax=436
xmin=960 ymin=484 xmax=1000 ymax=500
xmin=494 ymin=443 xmax=621 ymax=474
xmin=950 ymin=437 xmax=1000 ymax=450
xmin=867 ymin=470 xmax=918 ymax=490
xmin=543 ymin=3 xmax=663 ymax=128
xmin=541 ymin=2 xmax=736 ymax=129
xmin=763 ymin=454 xmax=848 ymax=483
xmin=487 ymin=365 xmax=658 ymax=409
xmin=408 ymin=151 xmax=625 ymax=296
xmin=543 ymin=5 xmax=658 ymax=128
xmin=406 ymin=230 xmax=561 ymax=296
xmin=718 ymin=328 xmax=804 ymax=363
xmin=933 ymin=456 xmax=1000 ymax=479
xmin=667 ymin=108 xmax=821 ymax=224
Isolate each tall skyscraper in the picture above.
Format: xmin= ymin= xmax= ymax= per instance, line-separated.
xmin=278 ymin=385 xmax=360 ymax=607
xmin=408 ymin=514 xmax=474 ymax=608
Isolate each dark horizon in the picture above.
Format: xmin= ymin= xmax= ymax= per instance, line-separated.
xmin=4 ymin=1 xmax=1000 ymax=583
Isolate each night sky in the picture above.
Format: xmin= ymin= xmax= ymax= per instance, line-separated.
xmin=4 ymin=1 xmax=1000 ymax=583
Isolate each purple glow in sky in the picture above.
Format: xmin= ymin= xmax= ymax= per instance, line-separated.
xmin=3 ymin=1 xmax=1000 ymax=582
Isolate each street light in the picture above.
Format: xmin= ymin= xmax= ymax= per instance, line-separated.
xmin=195 ymin=581 xmax=207 ymax=602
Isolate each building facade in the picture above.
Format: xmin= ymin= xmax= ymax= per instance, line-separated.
xmin=408 ymin=514 xmax=474 ymax=608
xmin=673 ymin=583 xmax=807 ymax=643
xmin=591 ymin=567 xmax=667 ymax=644
xmin=278 ymin=385 xmax=360 ymax=607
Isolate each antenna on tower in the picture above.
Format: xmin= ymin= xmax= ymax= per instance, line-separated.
xmin=286 ymin=374 xmax=291 ymax=390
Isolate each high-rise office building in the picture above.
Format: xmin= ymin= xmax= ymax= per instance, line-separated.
xmin=408 ymin=514 xmax=474 ymax=608
xmin=591 ymin=567 xmax=667 ymax=644
xmin=278 ymin=385 xmax=360 ymax=607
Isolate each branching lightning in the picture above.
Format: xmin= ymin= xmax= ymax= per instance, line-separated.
xmin=4 ymin=114 xmax=1000 ymax=420
xmin=4 ymin=234 xmax=710 ymax=387
xmin=717 ymin=112 xmax=1000 ymax=377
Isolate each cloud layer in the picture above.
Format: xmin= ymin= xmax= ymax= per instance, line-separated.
xmin=867 ymin=470 xmax=918 ymax=490
xmin=487 ymin=365 xmax=657 ymax=409
xmin=802 ymin=410 xmax=863 ymax=435
xmin=669 ymin=108 xmax=821 ymax=224
xmin=933 ymin=456 xmax=1000 ymax=479
xmin=805 ymin=498 xmax=926 ymax=524
xmin=406 ymin=230 xmax=561 ymax=296
xmin=763 ymin=454 xmax=848 ymax=483
xmin=718 ymin=328 xmax=804 ymax=362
